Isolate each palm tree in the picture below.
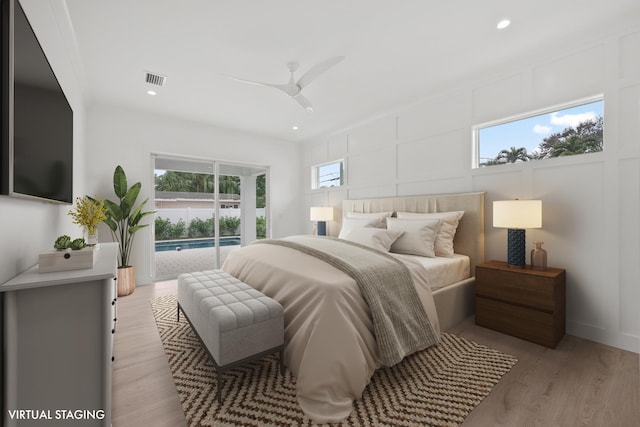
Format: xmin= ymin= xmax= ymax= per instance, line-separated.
xmin=495 ymin=146 xmax=529 ymax=163
xmin=550 ymin=135 xmax=588 ymax=157
xmin=191 ymin=173 xmax=214 ymax=193
xmin=219 ymin=175 xmax=240 ymax=195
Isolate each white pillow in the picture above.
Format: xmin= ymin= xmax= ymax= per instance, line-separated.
xmin=397 ymin=211 xmax=464 ymax=257
xmin=346 ymin=211 xmax=393 ymax=228
xmin=341 ymin=227 xmax=403 ymax=252
xmin=338 ymin=217 xmax=380 ymax=239
xmin=387 ymin=217 xmax=442 ymax=257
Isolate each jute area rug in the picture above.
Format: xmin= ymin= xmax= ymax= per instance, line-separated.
xmin=151 ymin=294 xmax=517 ymax=426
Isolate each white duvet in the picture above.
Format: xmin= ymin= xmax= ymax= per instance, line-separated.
xmin=222 ymin=240 xmax=441 ymax=423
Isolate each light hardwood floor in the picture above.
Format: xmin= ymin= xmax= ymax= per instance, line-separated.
xmin=112 ymin=281 xmax=639 ymax=427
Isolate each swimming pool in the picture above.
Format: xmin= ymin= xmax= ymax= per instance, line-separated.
xmin=155 ymin=237 xmax=241 ymax=252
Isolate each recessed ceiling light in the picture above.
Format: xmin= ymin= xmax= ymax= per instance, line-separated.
xmin=292 ymin=125 xmax=299 ymax=131
xmin=147 ymin=90 xmax=157 ymax=96
xmin=497 ymin=19 xmax=511 ymax=30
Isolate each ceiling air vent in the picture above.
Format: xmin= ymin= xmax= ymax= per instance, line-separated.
xmin=145 ymin=71 xmax=166 ymax=86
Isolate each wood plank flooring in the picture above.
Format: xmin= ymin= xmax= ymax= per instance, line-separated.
xmin=112 ymin=281 xmax=639 ymax=427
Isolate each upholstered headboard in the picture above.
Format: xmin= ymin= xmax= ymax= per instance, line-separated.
xmin=342 ymin=192 xmax=485 ymax=274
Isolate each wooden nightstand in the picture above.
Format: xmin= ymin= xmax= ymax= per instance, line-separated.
xmin=475 ymin=260 xmax=566 ymax=348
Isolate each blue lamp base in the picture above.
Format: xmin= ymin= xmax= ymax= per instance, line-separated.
xmin=317 ymin=221 xmax=327 ymax=236
xmin=507 ymin=228 xmax=526 ymax=267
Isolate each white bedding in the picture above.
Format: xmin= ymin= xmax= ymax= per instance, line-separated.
xmin=222 ymin=239 xmax=440 ymax=423
xmin=391 ymin=253 xmax=470 ymax=291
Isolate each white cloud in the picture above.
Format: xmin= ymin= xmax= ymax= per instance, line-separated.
xmin=550 ymin=111 xmax=597 ymax=128
xmin=533 ymin=124 xmax=552 ymax=135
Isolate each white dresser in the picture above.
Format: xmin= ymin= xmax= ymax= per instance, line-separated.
xmin=0 ymin=243 xmax=117 ymax=427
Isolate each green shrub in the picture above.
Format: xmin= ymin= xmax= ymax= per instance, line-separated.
xmin=154 ymin=217 xmax=172 ymax=240
xmin=256 ymin=216 xmax=266 ymax=238
xmin=188 ymin=217 xmax=214 ymax=238
xmin=219 ymin=216 xmax=241 ymax=236
xmin=156 ymin=216 xmax=244 ymax=239
xmin=155 ymin=216 xmax=186 ymax=240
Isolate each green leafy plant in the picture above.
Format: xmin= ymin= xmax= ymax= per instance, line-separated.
xmin=53 ymin=235 xmax=86 ymax=250
xmin=187 ymin=217 xmax=214 ymax=238
xmin=101 ymin=165 xmax=154 ymax=267
xmin=256 ymin=216 xmax=266 ymax=238
xmin=219 ymin=216 xmax=241 ymax=236
xmin=154 ymin=217 xmax=172 ymax=240
xmin=54 ymin=235 xmax=72 ymax=250
xmin=70 ymin=238 xmax=87 ymax=250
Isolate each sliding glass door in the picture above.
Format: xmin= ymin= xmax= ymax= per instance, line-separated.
xmin=152 ymin=155 xmax=268 ymax=280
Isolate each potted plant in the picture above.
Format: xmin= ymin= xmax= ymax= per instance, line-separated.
xmin=101 ymin=165 xmax=154 ymax=296
xmin=68 ymin=195 xmax=107 ymax=245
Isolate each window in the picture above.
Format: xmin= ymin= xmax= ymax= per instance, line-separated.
xmin=313 ymin=160 xmax=344 ymax=189
xmin=474 ymin=97 xmax=604 ymax=168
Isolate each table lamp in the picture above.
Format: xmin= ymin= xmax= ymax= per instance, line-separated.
xmin=310 ymin=207 xmax=334 ymax=236
xmin=493 ymin=200 xmax=542 ymax=267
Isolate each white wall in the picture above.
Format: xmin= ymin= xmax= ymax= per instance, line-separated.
xmin=84 ymin=103 xmax=302 ymax=285
xmin=0 ymin=0 xmax=88 ymax=284
xmin=302 ymin=21 xmax=640 ymax=353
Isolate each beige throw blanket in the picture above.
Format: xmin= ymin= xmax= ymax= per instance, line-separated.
xmin=254 ymin=235 xmax=439 ymax=366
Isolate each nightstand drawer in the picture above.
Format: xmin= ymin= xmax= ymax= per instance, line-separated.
xmin=476 ymin=266 xmax=562 ymax=312
xmin=476 ymin=297 xmax=563 ymax=348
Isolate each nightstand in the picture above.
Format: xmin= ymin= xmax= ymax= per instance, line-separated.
xmin=475 ymin=260 xmax=566 ymax=348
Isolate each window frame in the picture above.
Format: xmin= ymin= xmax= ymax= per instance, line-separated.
xmin=312 ymin=159 xmax=345 ymax=190
xmin=472 ymin=95 xmax=604 ymax=169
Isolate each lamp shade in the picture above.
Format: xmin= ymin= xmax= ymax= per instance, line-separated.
xmin=310 ymin=207 xmax=334 ymax=222
xmin=493 ymin=200 xmax=542 ymax=229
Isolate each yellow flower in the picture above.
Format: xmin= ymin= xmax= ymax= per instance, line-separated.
xmin=68 ymin=196 xmax=108 ymax=234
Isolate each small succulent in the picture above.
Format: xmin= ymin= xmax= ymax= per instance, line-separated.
xmin=70 ymin=238 xmax=87 ymax=250
xmin=54 ymin=235 xmax=72 ymax=250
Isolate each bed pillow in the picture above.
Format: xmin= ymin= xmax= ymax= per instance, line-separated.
xmin=396 ymin=211 xmax=464 ymax=257
xmin=386 ymin=217 xmax=442 ymax=257
xmin=346 ymin=211 xmax=393 ymax=228
xmin=341 ymin=227 xmax=403 ymax=252
xmin=338 ymin=217 xmax=381 ymax=239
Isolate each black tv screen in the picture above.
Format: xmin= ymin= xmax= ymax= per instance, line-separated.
xmin=1 ymin=0 xmax=73 ymax=204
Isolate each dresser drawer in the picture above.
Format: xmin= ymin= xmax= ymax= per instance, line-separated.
xmin=476 ymin=267 xmax=562 ymax=312
xmin=476 ymin=297 xmax=564 ymax=348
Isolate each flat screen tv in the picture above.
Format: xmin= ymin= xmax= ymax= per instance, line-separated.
xmin=1 ymin=0 xmax=73 ymax=204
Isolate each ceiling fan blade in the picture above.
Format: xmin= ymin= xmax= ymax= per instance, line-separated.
xmin=294 ymin=93 xmax=314 ymax=112
xmin=297 ymin=56 xmax=345 ymax=90
xmin=224 ymin=74 xmax=290 ymax=93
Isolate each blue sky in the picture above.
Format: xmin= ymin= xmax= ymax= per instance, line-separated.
xmin=318 ymin=162 xmax=342 ymax=187
xmin=479 ymin=100 xmax=604 ymax=163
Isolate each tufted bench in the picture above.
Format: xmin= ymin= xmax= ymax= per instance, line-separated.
xmin=177 ymin=270 xmax=284 ymax=404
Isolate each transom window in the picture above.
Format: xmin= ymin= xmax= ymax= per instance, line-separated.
xmin=474 ymin=97 xmax=604 ymax=168
xmin=312 ymin=160 xmax=344 ymax=189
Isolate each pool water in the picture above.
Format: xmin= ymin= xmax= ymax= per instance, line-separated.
xmin=155 ymin=237 xmax=241 ymax=252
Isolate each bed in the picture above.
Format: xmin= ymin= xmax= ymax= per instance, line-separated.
xmin=342 ymin=192 xmax=485 ymax=332
xmin=221 ymin=191 xmax=485 ymax=423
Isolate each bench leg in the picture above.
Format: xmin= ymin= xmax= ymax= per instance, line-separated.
xmin=279 ymin=349 xmax=285 ymax=376
xmin=217 ymin=367 xmax=223 ymax=405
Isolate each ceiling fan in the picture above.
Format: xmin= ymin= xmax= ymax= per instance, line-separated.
xmin=226 ymin=56 xmax=346 ymax=112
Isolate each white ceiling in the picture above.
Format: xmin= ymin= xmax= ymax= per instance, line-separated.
xmin=54 ymin=0 xmax=640 ymax=142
